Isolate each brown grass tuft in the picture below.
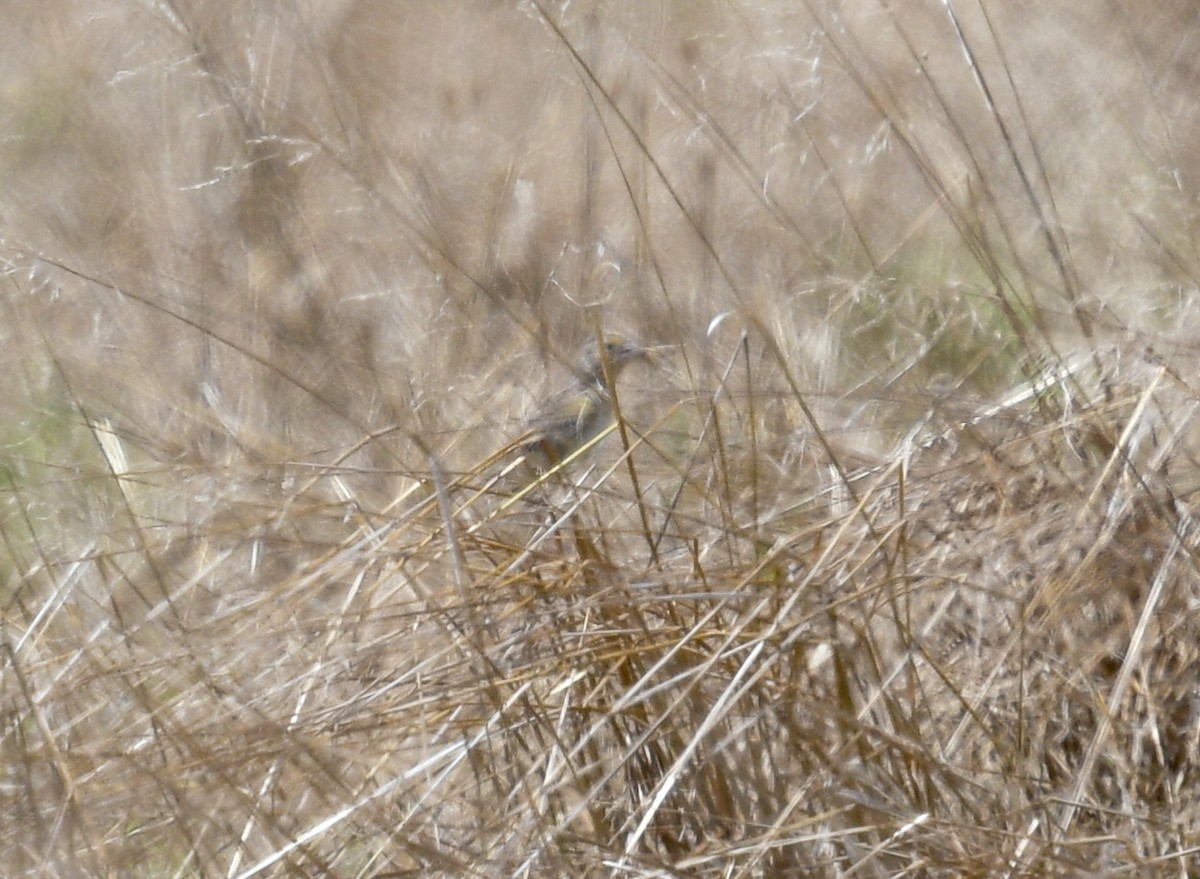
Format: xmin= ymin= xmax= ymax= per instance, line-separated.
xmin=3 ymin=1 xmax=1200 ymax=876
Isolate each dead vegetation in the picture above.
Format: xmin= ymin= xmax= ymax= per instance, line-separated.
xmin=3 ymin=1 xmax=1200 ymax=876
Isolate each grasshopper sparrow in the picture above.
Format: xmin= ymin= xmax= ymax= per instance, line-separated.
xmin=518 ymin=334 xmax=653 ymax=470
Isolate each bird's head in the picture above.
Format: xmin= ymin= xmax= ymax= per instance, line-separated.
xmin=580 ymin=334 xmax=655 ymax=387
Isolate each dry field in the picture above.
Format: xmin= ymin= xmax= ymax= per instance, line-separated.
xmin=3 ymin=1 xmax=1200 ymax=876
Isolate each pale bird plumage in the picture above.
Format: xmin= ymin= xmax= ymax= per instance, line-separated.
xmin=518 ymin=334 xmax=653 ymax=470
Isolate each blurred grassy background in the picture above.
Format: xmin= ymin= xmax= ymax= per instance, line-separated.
xmin=4 ymin=1 xmax=1200 ymax=876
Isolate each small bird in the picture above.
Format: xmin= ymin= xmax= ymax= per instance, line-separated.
xmin=518 ymin=334 xmax=654 ymax=470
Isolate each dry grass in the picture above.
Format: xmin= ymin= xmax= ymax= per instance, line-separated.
xmin=4 ymin=1 xmax=1200 ymax=876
